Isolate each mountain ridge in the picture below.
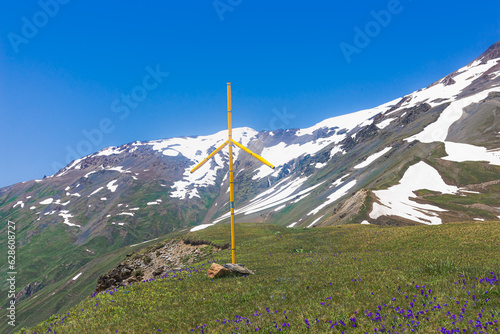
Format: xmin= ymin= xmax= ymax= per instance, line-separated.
xmin=1 ymin=40 xmax=500 ymax=332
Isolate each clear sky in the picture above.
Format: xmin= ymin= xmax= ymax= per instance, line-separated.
xmin=1 ymin=0 xmax=500 ymax=188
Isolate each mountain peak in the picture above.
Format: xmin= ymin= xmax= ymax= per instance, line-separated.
xmin=478 ymin=40 xmax=500 ymax=62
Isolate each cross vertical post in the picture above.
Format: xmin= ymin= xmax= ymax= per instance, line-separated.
xmin=227 ymin=82 xmax=236 ymax=264
xmin=190 ymin=82 xmax=275 ymax=264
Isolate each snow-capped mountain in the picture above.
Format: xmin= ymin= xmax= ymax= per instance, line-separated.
xmin=1 ymin=41 xmax=500 ymax=330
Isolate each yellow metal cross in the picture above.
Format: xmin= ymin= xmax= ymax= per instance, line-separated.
xmin=190 ymin=82 xmax=275 ymax=264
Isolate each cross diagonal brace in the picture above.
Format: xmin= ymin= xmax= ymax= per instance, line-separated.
xmin=190 ymin=140 xmax=230 ymax=174
xmin=231 ymin=140 xmax=275 ymax=169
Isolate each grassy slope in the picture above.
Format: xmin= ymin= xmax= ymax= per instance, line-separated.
xmin=18 ymin=221 xmax=499 ymax=333
xmin=0 ymin=180 xmax=190 ymax=333
xmin=0 ymin=232 xmax=168 ymax=334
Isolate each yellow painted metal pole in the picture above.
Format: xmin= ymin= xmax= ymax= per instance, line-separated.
xmin=231 ymin=140 xmax=275 ymax=169
xmin=190 ymin=82 xmax=275 ymax=265
xmin=190 ymin=140 xmax=229 ymax=174
xmin=227 ymin=82 xmax=236 ymax=264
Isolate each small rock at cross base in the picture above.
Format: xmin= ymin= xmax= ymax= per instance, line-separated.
xmin=223 ymin=263 xmax=255 ymax=275
xmin=207 ymin=263 xmax=232 ymax=278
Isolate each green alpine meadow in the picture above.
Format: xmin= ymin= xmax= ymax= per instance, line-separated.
xmin=18 ymin=221 xmax=499 ymax=333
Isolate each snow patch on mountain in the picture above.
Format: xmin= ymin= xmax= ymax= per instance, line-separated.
xmin=13 ymin=201 xmax=24 ymax=209
xmin=89 ymin=187 xmax=104 ymax=196
xmin=370 ymin=162 xmax=459 ymax=225
xmin=273 ymin=204 xmax=286 ymax=212
xmin=376 ymin=118 xmax=396 ymax=129
xmin=331 ymin=175 xmax=349 ymax=188
xmin=106 ymin=166 xmax=130 ymax=174
xmin=442 ymin=142 xmax=500 ymax=166
xmin=399 ymin=59 xmax=499 ymax=110
xmin=242 ymin=178 xmax=324 ymax=215
xmin=118 ymin=212 xmax=134 ymax=216
xmin=107 ymin=180 xmax=118 ymax=192
xmin=307 ymin=215 xmax=324 ymax=228
xmin=251 ymin=99 xmax=402 ymax=180
xmin=406 ymin=88 xmax=500 ymax=143
xmin=330 ymin=146 xmax=345 ymax=158
xmin=96 ymin=146 xmax=127 ymax=156
xmin=252 ymin=137 xmax=345 ymax=180
xmin=56 ymin=157 xmax=85 ymax=177
xmin=190 ymin=223 xmax=216 ymax=232
xmin=196 ymin=178 xmax=324 ymax=231
xmin=72 ymin=272 xmax=83 ymax=281
xmin=167 ymin=128 xmax=257 ymax=199
xmin=59 ymin=211 xmax=81 ymax=227
xmin=296 ymin=98 xmax=401 ymax=136
xmin=308 ymin=180 xmax=357 ymax=216
xmin=162 ymin=149 xmax=180 ymax=156
xmin=354 ymin=147 xmax=392 ymax=169
xmin=40 ymin=198 xmax=54 ymax=205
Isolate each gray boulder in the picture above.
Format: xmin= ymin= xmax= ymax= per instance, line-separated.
xmin=223 ymin=263 xmax=255 ymax=275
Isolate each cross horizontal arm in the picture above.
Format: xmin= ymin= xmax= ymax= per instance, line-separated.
xmin=231 ymin=139 xmax=275 ymax=169
xmin=190 ymin=140 xmax=230 ymax=174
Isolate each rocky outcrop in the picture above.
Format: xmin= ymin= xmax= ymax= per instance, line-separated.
xmin=14 ymin=281 xmax=42 ymax=303
xmin=319 ymin=189 xmax=368 ymax=226
xmin=95 ymin=239 xmax=229 ymax=292
xmin=478 ymin=40 xmax=500 ymax=63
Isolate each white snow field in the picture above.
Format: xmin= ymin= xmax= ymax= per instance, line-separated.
xmin=376 ymin=118 xmax=396 ymax=129
xmin=39 ymin=198 xmax=54 ymax=205
xmin=308 ymin=180 xmax=357 ymax=216
xmin=147 ymin=127 xmax=257 ymax=200
xmin=252 ymin=99 xmax=402 ymax=181
xmin=59 ymin=211 xmax=81 ymax=227
xmin=307 ymin=215 xmax=324 ymax=228
xmin=395 ymin=59 xmax=499 ymax=112
xmin=406 ymin=87 xmax=500 ymax=144
xmin=354 ymin=147 xmax=392 ymax=169
xmin=96 ymin=146 xmax=127 ymax=156
xmin=190 ymin=178 xmax=325 ymax=232
xmin=442 ymin=142 xmax=500 ymax=166
xmin=370 ymin=162 xmax=459 ymax=225
xmin=107 ymin=180 xmax=118 ymax=192
xmin=13 ymin=201 xmax=24 ymax=209
xmin=88 ymin=187 xmax=104 ymax=197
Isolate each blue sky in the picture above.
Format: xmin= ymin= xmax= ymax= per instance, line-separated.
xmin=1 ymin=0 xmax=500 ymax=188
